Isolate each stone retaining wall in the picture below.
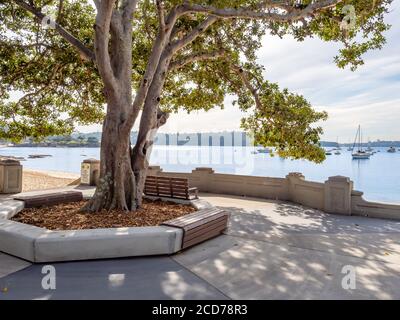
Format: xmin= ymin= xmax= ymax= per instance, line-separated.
xmin=147 ymin=166 xmax=400 ymax=220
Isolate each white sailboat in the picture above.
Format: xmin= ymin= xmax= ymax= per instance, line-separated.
xmin=352 ymin=125 xmax=371 ymax=160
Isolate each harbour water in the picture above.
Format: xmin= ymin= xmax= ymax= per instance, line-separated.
xmin=1 ymin=146 xmax=399 ymax=204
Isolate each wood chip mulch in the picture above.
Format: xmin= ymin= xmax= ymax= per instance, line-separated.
xmin=11 ymin=199 xmax=196 ymax=231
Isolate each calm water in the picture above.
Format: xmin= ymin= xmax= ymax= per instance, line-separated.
xmin=1 ymin=146 xmax=399 ymax=204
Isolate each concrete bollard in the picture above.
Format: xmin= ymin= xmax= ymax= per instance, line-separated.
xmin=0 ymin=159 xmax=23 ymax=193
xmin=80 ymin=158 xmax=100 ymax=186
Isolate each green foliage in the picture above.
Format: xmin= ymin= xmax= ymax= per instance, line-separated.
xmin=240 ymin=80 xmax=328 ymax=163
xmin=0 ymin=0 xmax=103 ymax=142
xmin=0 ymin=0 xmax=393 ymax=161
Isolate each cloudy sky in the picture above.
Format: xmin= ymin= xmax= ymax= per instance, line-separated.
xmin=80 ymin=1 xmax=400 ymax=142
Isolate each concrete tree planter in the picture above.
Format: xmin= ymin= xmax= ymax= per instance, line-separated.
xmin=0 ymin=195 xmax=213 ymax=263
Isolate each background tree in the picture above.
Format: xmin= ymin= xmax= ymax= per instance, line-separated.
xmin=0 ymin=0 xmax=392 ymax=211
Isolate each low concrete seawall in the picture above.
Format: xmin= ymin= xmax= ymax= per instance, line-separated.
xmin=351 ymin=190 xmax=400 ymax=220
xmin=146 ymin=166 xmax=400 ymax=220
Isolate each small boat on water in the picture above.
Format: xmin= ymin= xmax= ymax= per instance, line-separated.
xmin=28 ymin=154 xmax=52 ymax=159
xmin=387 ymin=146 xmax=396 ymax=153
xmin=257 ymin=148 xmax=270 ymax=154
xmin=352 ymin=125 xmax=371 ymax=160
xmin=325 ymin=150 xmax=333 ymax=155
xmin=334 ymin=150 xmax=341 ymax=155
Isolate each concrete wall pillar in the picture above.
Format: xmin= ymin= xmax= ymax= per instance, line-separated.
xmin=147 ymin=166 xmax=163 ymax=176
xmin=286 ymin=172 xmax=305 ymax=202
xmin=324 ymin=176 xmax=353 ymax=215
xmin=80 ymin=158 xmax=100 ymax=186
xmin=0 ymin=159 xmax=23 ymax=193
xmin=191 ymin=167 xmax=215 ymax=192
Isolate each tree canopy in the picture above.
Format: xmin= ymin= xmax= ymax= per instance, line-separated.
xmin=0 ymin=0 xmax=392 ymax=163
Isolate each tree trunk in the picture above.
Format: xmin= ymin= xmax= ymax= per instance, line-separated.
xmin=131 ymin=50 xmax=171 ymax=207
xmin=83 ymin=108 xmax=137 ymax=212
xmin=83 ymin=106 xmax=164 ymax=212
xmin=82 ymin=3 xmax=195 ymax=212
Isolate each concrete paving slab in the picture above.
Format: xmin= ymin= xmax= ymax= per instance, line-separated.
xmin=0 ymin=257 xmax=228 ymax=300
xmin=173 ymin=235 xmax=400 ymax=300
xmin=200 ymin=194 xmax=400 ymax=263
xmin=0 ymin=252 xmax=31 ymax=278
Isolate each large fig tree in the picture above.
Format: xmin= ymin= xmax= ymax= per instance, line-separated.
xmin=0 ymin=0 xmax=391 ymax=211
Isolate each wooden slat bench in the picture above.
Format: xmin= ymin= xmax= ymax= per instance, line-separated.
xmin=14 ymin=191 xmax=83 ymax=208
xmin=144 ymin=175 xmax=198 ymax=200
xmin=162 ymin=208 xmax=229 ymax=249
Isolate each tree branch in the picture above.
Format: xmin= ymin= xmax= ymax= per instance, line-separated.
xmin=11 ymin=0 xmax=95 ymax=62
xmin=156 ymin=0 xmax=166 ymax=31
xmin=170 ymin=49 xmax=226 ymax=71
xmin=94 ymin=0 xmax=118 ymax=93
xmin=230 ymin=64 xmax=263 ymax=110
xmin=181 ymin=0 xmax=343 ymax=22
xmin=124 ymin=5 xmax=182 ymax=130
xmin=56 ymin=0 xmax=64 ymax=23
xmin=169 ymin=16 xmax=218 ymax=53
xmin=120 ymin=0 xmax=138 ymax=32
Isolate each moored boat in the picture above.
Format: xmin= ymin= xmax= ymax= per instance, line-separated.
xmin=257 ymin=148 xmax=270 ymax=154
xmin=352 ymin=151 xmax=370 ymax=159
xmin=352 ymin=125 xmax=370 ymax=160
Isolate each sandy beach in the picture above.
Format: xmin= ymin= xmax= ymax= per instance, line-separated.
xmin=22 ymin=169 xmax=80 ymax=192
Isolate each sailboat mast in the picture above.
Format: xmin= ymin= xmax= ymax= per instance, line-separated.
xmin=352 ymin=125 xmax=359 ymax=151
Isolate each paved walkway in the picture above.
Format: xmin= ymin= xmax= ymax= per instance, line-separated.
xmin=1 ymin=193 xmax=400 ymax=299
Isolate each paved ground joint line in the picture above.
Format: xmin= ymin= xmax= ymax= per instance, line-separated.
xmin=170 ymin=256 xmax=233 ymax=300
